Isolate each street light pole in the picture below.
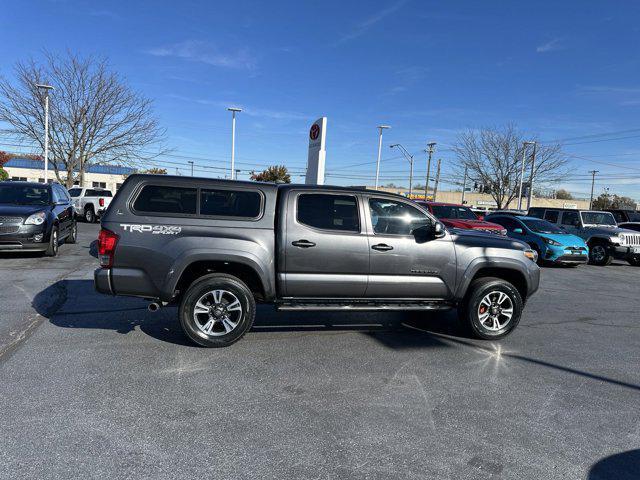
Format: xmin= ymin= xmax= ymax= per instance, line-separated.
xmin=390 ymin=144 xmax=414 ymax=197
xmin=589 ymin=170 xmax=599 ymax=209
xmin=188 ymin=161 xmax=194 ymax=176
xmin=36 ymin=84 xmax=54 ymax=183
xmin=433 ymin=159 xmax=441 ymax=201
xmin=374 ymin=125 xmax=390 ymax=190
xmin=518 ymin=141 xmax=534 ymax=210
xmin=425 ymin=142 xmax=436 ymax=200
xmin=526 ymin=141 xmax=538 ymax=210
xmin=461 ymin=166 xmax=468 ymax=204
xmin=227 ymin=107 xmax=242 ymax=180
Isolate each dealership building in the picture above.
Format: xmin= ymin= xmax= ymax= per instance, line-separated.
xmin=4 ymin=157 xmax=133 ymax=193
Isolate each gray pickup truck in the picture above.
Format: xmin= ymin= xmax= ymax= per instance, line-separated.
xmin=94 ymin=174 xmax=540 ymax=347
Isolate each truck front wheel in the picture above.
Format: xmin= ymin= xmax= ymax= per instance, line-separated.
xmin=459 ymin=277 xmax=523 ymax=340
xmin=588 ymin=243 xmax=613 ymax=266
xmin=179 ymin=273 xmax=256 ymax=347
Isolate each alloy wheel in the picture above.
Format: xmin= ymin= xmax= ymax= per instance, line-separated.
xmin=477 ymin=290 xmax=514 ymax=331
xmin=193 ymin=289 xmax=243 ymax=336
xmin=592 ymin=245 xmax=606 ymax=262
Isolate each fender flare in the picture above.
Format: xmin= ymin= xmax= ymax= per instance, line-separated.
xmin=162 ymin=248 xmax=274 ymax=301
xmin=455 ymin=256 xmax=531 ymax=300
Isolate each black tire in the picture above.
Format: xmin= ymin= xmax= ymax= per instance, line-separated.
xmin=459 ymin=276 xmax=523 ymax=340
xmin=45 ymin=226 xmax=59 ymax=257
xmin=588 ymin=243 xmax=613 ymax=266
xmin=66 ymin=221 xmax=77 ymax=244
xmin=84 ymin=207 xmax=96 ymax=223
xmin=179 ymin=273 xmax=256 ymax=347
xmin=628 ymin=255 xmax=640 ymax=267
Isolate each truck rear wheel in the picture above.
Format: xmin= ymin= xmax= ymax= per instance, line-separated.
xmin=179 ymin=273 xmax=256 ymax=347
xmin=459 ymin=277 xmax=523 ymax=340
xmin=84 ymin=207 xmax=96 ymax=223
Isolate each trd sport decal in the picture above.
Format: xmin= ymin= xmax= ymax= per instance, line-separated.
xmin=120 ymin=224 xmax=182 ymax=235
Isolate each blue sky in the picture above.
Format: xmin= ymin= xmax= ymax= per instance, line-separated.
xmin=1 ymin=0 xmax=640 ymax=200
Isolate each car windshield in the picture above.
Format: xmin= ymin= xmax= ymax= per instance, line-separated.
xmin=581 ymin=211 xmax=617 ymax=226
xmin=431 ymin=205 xmax=477 ymax=220
xmin=521 ymin=219 xmax=564 ymax=234
xmin=0 ymin=184 xmax=51 ymax=205
xmin=68 ymin=188 xmax=82 ymax=197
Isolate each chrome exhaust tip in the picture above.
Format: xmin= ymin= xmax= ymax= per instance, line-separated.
xmin=148 ymin=302 xmax=161 ymax=313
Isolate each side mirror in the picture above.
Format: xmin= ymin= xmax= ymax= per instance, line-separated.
xmin=412 ymin=222 xmax=445 ymax=242
xmin=513 ymin=228 xmax=524 ymax=234
xmin=572 ymin=220 xmax=580 ymax=227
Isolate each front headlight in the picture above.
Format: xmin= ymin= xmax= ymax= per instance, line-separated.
xmin=24 ymin=211 xmax=46 ymax=225
xmin=542 ymin=237 xmax=562 ymax=246
xmin=611 ymin=235 xmax=622 ymax=244
xmin=524 ymin=249 xmax=538 ymax=263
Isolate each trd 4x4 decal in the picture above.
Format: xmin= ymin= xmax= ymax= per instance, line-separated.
xmin=120 ymin=224 xmax=182 ymax=235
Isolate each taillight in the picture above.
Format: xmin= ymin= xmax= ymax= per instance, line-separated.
xmin=98 ymin=228 xmax=119 ymax=268
xmin=99 ymin=198 xmax=105 ymax=207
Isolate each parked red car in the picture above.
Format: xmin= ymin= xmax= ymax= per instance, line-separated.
xmin=415 ymin=201 xmax=507 ymax=235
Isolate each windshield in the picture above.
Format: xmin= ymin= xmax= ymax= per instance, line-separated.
xmin=0 ymin=184 xmax=51 ymax=205
xmin=521 ymin=218 xmax=564 ymax=234
xmin=581 ymin=211 xmax=617 ymax=226
xmin=627 ymin=211 xmax=640 ymax=222
xmin=68 ymin=188 xmax=82 ymax=197
xmin=431 ymin=205 xmax=478 ymax=220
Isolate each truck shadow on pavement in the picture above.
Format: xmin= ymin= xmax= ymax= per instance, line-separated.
xmin=34 ymin=279 xmax=459 ymax=349
xmin=588 ymin=449 xmax=640 ymax=480
xmin=33 ymin=280 xmax=640 ymax=392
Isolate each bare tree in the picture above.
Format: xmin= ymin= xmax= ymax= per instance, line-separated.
xmin=452 ymin=124 xmax=567 ymax=209
xmin=0 ymin=52 xmax=166 ymax=187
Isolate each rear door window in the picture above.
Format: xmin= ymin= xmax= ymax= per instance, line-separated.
xmin=544 ymin=210 xmax=559 ymax=223
xmin=133 ymin=185 xmax=197 ymax=215
xmin=528 ymin=208 xmax=545 ymax=219
xmin=297 ymin=193 xmax=360 ymax=232
xmin=561 ymin=210 xmax=580 ymax=226
xmin=200 ymin=189 xmax=262 ymax=218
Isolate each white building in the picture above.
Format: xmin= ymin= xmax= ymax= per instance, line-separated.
xmin=4 ymin=157 xmax=133 ymax=193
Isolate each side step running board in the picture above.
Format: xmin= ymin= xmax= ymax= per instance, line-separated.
xmin=276 ymin=300 xmax=453 ymax=312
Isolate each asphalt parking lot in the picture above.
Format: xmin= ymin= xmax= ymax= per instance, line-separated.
xmin=1 ymin=223 xmax=639 ymax=479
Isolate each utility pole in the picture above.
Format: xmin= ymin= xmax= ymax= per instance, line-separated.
xmin=390 ymin=144 xmax=414 ymax=197
xmin=374 ymin=125 xmax=390 ymax=190
xmin=425 ymin=142 xmax=436 ymax=200
xmin=227 ymin=107 xmax=242 ymax=180
xmin=589 ymin=170 xmax=599 ymax=209
xmin=461 ymin=166 xmax=468 ymax=204
xmin=518 ymin=141 xmax=534 ymax=210
xmin=188 ymin=161 xmax=194 ymax=176
xmin=433 ymin=159 xmax=441 ymax=201
xmin=35 ymin=84 xmax=54 ymax=183
xmin=526 ymin=141 xmax=537 ymax=209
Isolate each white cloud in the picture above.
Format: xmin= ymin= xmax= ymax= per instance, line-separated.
xmin=335 ymin=0 xmax=408 ymax=45
xmin=146 ymin=40 xmax=255 ymax=69
xmin=536 ymin=38 xmax=563 ymax=53
xmin=165 ymin=94 xmax=307 ymax=121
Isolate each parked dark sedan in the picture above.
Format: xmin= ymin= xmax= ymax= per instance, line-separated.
xmin=0 ymin=181 xmax=77 ymax=256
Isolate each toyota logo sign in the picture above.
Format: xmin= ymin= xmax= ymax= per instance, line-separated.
xmin=309 ymin=123 xmax=320 ymax=140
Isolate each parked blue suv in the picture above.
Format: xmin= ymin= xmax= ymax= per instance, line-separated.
xmin=486 ymin=214 xmax=588 ymax=266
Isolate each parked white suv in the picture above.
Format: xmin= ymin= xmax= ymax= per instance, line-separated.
xmin=68 ymin=187 xmax=113 ymax=223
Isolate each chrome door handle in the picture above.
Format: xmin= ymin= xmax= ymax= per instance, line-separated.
xmin=371 ymin=243 xmax=393 ymax=251
xmin=292 ymin=239 xmax=316 ymax=248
